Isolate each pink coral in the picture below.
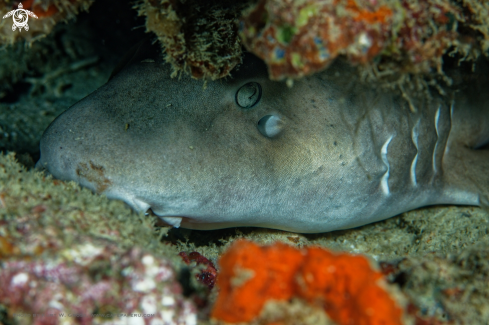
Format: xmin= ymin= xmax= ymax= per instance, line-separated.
xmin=0 ymin=240 xmax=197 ymax=325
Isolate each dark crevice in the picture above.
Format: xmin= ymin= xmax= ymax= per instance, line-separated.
xmin=163 ymin=226 xmax=257 ymax=247
xmin=0 ymin=82 xmax=32 ymax=103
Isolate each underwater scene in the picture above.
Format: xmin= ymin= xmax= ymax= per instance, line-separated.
xmin=1 ymin=0 xmax=489 ymax=324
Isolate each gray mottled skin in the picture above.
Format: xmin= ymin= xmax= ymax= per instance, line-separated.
xmin=37 ymin=51 xmax=489 ymax=233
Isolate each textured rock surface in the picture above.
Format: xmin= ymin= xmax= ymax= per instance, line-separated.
xmin=0 ymin=152 xmax=197 ymax=324
xmin=136 ymin=0 xmax=246 ymax=80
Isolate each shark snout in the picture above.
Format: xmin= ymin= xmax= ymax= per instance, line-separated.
xmin=37 ymin=120 xmax=77 ymax=181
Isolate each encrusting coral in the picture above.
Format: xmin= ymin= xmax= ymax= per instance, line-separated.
xmin=380 ymin=244 xmax=489 ymax=325
xmin=136 ymin=0 xmax=246 ymax=80
xmin=238 ymin=0 xmax=489 ymax=108
xmin=133 ymin=0 xmax=489 ymax=93
xmin=240 ymin=0 xmax=398 ymax=80
xmin=0 ymin=0 xmax=94 ymax=45
xmin=211 ymin=240 xmax=406 ymax=325
xmin=3 ymin=0 xmax=489 ymax=89
xmin=0 ymin=153 xmax=198 ymax=324
xmin=239 ymin=0 xmax=476 ymax=81
xmin=0 ymin=240 xmax=197 ymax=325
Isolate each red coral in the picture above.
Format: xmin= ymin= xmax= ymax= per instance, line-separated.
xmin=179 ymin=251 xmax=217 ymax=289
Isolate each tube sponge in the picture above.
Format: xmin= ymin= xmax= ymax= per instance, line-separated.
xmin=212 ymin=240 xmax=406 ymax=325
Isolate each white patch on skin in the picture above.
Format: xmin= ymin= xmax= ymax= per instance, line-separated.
xmin=126 ymin=317 xmax=144 ymax=325
xmin=142 ymin=255 xmax=154 ymax=265
xmin=48 ymin=293 xmax=64 ymax=310
xmin=11 ymin=272 xmax=28 ymax=286
xmin=183 ymin=302 xmax=197 ymax=325
xmin=140 ymin=294 xmax=157 ymax=314
xmin=133 ymin=277 xmax=156 ymax=292
xmin=161 ymin=296 xmax=175 ymax=307
xmin=133 ymin=254 xmax=170 ymax=293
xmin=142 ymin=255 xmax=160 ymax=278
xmin=161 ymin=310 xmax=175 ymax=323
xmin=185 ymin=314 xmax=197 ymax=325
xmin=65 ymin=243 xmax=104 ymax=266
xmin=358 ymin=32 xmax=372 ymax=52
xmin=380 ymin=135 xmax=394 ymax=195
xmin=34 ymin=264 xmax=43 ymax=274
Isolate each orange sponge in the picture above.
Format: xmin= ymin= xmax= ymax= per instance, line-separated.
xmin=212 ymin=240 xmax=404 ymax=325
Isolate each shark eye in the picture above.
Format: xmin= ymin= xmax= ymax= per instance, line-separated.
xmin=257 ymin=114 xmax=283 ymax=138
xmin=236 ymin=82 xmax=262 ymax=108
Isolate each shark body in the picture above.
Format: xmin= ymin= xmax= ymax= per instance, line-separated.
xmin=37 ymin=50 xmax=489 ymax=233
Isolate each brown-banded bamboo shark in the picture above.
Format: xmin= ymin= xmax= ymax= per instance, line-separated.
xmin=36 ymin=47 xmax=489 ymax=233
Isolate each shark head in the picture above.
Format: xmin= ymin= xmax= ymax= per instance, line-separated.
xmin=37 ymin=44 xmax=369 ymax=232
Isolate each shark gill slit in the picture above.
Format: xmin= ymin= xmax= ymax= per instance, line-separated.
xmin=410 ymin=119 xmax=421 ymax=186
xmin=432 ymin=106 xmax=441 ymax=175
xmin=443 ymin=101 xmax=454 ymax=157
xmin=380 ymin=135 xmax=394 ymax=195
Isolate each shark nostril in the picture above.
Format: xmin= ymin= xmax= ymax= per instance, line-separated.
xmin=257 ymin=114 xmax=284 ymax=138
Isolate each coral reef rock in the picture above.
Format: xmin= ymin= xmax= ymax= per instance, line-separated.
xmin=136 ymin=0 xmax=246 ymax=80
xmin=382 ymin=244 xmax=489 ymax=325
xmin=0 ymin=0 xmax=94 ymax=45
xmin=0 ymin=153 xmax=197 ymax=325
xmin=239 ymin=0 xmax=471 ymax=81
